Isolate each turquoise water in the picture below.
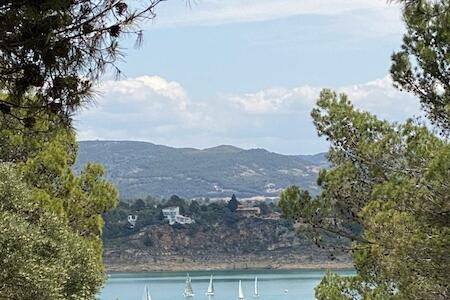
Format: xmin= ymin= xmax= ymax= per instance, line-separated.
xmin=99 ymin=269 xmax=354 ymax=300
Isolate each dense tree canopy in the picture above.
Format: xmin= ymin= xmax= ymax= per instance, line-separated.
xmin=0 ymin=13 xmax=120 ymax=296
xmin=0 ymin=164 xmax=107 ymax=300
xmin=391 ymin=0 xmax=450 ymax=131
xmin=280 ymin=91 xmax=449 ymax=299
xmin=0 ymin=0 xmax=166 ymax=130
xmin=280 ymin=0 xmax=450 ymax=299
xmin=0 ymin=1 xmax=164 ymax=299
xmin=0 ymin=113 xmax=117 ymax=299
xmin=280 ymin=1 xmax=450 ymax=299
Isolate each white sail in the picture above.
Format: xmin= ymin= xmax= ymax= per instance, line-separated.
xmin=143 ymin=285 xmax=152 ymax=300
xmin=238 ymin=280 xmax=245 ymax=300
xmin=183 ymin=273 xmax=195 ymax=297
xmin=253 ymin=277 xmax=259 ymax=297
xmin=206 ymin=275 xmax=214 ymax=295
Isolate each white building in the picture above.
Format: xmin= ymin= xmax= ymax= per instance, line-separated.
xmin=127 ymin=215 xmax=138 ymax=228
xmin=162 ymin=206 xmax=179 ymax=220
xmin=175 ymin=214 xmax=195 ymax=225
xmin=162 ymin=206 xmax=194 ymax=225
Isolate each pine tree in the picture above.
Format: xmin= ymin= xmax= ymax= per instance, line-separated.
xmin=227 ymin=194 xmax=239 ymax=212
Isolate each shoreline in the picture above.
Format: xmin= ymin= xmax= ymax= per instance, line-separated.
xmin=105 ymin=259 xmax=353 ymax=273
xmin=105 ymin=265 xmax=354 ymax=274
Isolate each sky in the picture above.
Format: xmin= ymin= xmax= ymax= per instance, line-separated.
xmin=75 ymin=0 xmax=422 ymax=155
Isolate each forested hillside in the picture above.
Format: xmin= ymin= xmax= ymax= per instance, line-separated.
xmin=75 ymin=141 xmax=328 ymax=199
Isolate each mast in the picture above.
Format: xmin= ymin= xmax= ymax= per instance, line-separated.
xmin=238 ymin=280 xmax=245 ymax=300
xmin=183 ymin=273 xmax=194 ymax=297
xmin=253 ymin=277 xmax=259 ymax=297
xmin=206 ymin=275 xmax=214 ymax=295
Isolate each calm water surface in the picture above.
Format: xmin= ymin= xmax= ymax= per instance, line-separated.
xmin=99 ymin=269 xmax=354 ymax=300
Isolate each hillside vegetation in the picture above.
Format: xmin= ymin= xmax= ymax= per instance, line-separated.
xmin=75 ymin=141 xmax=327 ymax=199
xmin=102 ymin=196 xmax=350 ymax=271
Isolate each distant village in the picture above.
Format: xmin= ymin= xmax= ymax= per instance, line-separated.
xmin=126 ymin=197 xmax=282 ymax=229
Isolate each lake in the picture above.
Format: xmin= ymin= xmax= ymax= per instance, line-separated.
xmin=99 ymin=269 xmax=354 ymax=300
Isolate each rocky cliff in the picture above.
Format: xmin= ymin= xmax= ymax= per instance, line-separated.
xmin=103 ymin=217 xmax=351 ymax=272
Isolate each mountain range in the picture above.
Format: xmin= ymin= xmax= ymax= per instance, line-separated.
xmin=74 ymin=141 xmax=328 ymax=199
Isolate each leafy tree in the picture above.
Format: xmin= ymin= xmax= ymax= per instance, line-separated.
xmin=227 ymin=194 xmax=239 ymax=212
xmin=165 ymin=195 xmax=188 ymax=214
xmin=17 ymin=127 xmax=117 ymax=238
xmin=0 ymin=0 xmax=167 ymax=130
xmin=391 ymin=0 xmax=450 ymax=131
xmin=0 ymin=1 xmax=167 ymax=298
xmin=0 ymin=103 xmax=117 ymax=298
xmin=144 ymin=195 xmax=159 ymax=207
xmin=131 ymin=199 xmax=146 ymax=210
xmin=280 ymin=90 xmax=449 ymax=299
xmin=268 ymin=202 xmax=281 ymax=213
xmin=256 ymin=202 xmax=270 ymax=215
xmin=280 ymin=2 xmax=450 ymax=298
xmin=223 ymin=207 xmax=240 ymax=227
xmin=189 ymin=200 xmax=201 ymax=215
xmin=0 ymin=164 xmax=105 ymax=300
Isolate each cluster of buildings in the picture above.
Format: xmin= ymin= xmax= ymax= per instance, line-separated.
xmin=162 ymin=206 xmax=195 ymax=225
xmin=127 ymin=201 xmax=280 ymax=228
xmin=127 ymin=206 xmax=195 ymax=228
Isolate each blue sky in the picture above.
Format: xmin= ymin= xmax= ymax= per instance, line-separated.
xmin=76 ymin=0 xmax=421 ymax=154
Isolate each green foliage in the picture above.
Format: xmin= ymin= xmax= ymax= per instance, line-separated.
xmin=74 ymin=141 xmax=327 ymax=199
xmin=315 ymin=272 xmax=397 ymax=300
xmin=103 ymin=196 xmax=283 ymax=242
xmin=256 ymin=201 xmax=270 ymax=215
xmin=16 ymin=127 xmax=118 ymax=238
xmin=315 ymin=272 xmax=355 ymax=300
xmin=102 ymin=199 xmax=164 ymax=241
xmin=0 ymin=164 xmax=105 ymax=300
xmin=0 ymin=1 xmax=161 ymax=298
xmin=293 ymin=2 xmax=450 ymax=297
xmin=189 ymin=200 xmax=201 ymax=214
xmin=280 ymin=90 xmax=449 ymax=299
xmin=223 ymin=207 xmax=240 ymax=227
xmin=0 ymin=103 xmax=117 ymax=298
xmin=131 ymin=199 xmax=146 ymax=210
xmin=0 ymin=93 xmax=65 ymax=162
xmin=165 ymin=195 xmax=189 ymax=214
xmin=280 ymin=186 xmax=316 ymax=221
xmin=391 ymin=0 xmax=450 ymax=131
xmin=0 ymin=0 xmax=166 ymax=129
xmin=227 ymin=194 xmax=239 ymax=212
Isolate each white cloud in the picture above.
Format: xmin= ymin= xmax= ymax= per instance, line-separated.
xmin=82 ymin=76 xmax=207 ymax=128
xmin=102 ymin=76 xmax=187 ymax=101
xmin=341 ymin=76 xmax=422 ymax=120
xmin=75 ymin=74 xmax=421 ymax=155
xmin=227 ymin=86 xmax=318 ymax=114
xmin=157 ymin=0 xmax=394 ymax=25
xmin=225 ymin=75 xmax=421 ymax=122
xmin=152 ymin=0 xmax=403 ymax=37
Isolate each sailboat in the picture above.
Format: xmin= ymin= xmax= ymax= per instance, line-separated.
xmin=183 ymin=273 xmax=195 ymax=297
xmin=253 ymin=277 xmax=259 ymax=298
xmin=206 ymin=275 xmax=214 ymax=296
xmin=238 ymin=280 xmax=245 ymax=300
xmin=143 ymin=285 xmax=152 ymax=300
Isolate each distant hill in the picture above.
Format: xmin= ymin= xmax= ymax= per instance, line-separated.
xmin=74 ymin=141 xmax=328 ymax=199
